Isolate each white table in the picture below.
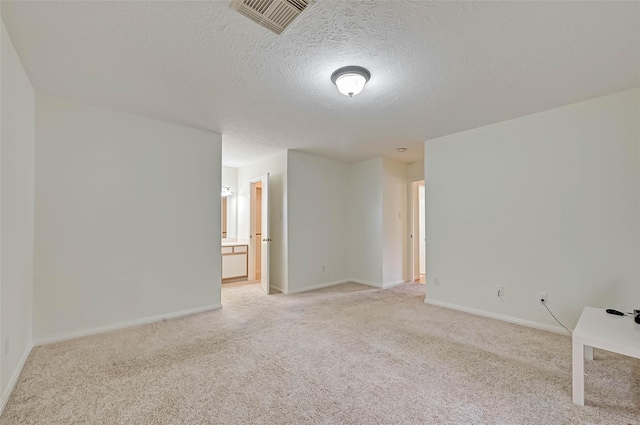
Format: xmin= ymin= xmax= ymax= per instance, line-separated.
xmin=572 ymin=306 xmax=640 ymax=405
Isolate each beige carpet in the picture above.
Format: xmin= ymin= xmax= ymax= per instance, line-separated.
xmin=1 ymin=282 xmax=639 ymax=424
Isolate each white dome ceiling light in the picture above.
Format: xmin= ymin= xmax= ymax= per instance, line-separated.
xmin=331 ymin=66 xmax=371 ymax=98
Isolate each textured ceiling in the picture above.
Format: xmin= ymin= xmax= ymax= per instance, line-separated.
xmin=2 ymin=1 xmax=639 ymax=167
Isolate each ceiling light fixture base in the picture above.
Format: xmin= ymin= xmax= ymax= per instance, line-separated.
xmin=331 ymin=66 xmax=371 ymax=97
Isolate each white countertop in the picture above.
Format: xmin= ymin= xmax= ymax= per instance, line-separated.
xmin=222 ymin=238 xmax=250 ymax=247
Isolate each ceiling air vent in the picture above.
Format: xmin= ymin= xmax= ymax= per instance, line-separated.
xmin=230 ymin=0 xmax=314 ymax=35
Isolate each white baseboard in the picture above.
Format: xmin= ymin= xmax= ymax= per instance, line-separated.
xmin=286 ymin=279 xmax=351 ymax=295
xmin=1 ymin=342 xmax=33 ymax=416
xmin=282 ymin=279 xmax=408 ymax=295
xmin=270 ymin=285 xmax=285 ymax=294
xmin=33 ymin=304 xmax=222 ymax=346
xmin=382 ymin=280 xmax=406 ymax=289
xmin=350 ymin=279 xmax=382 ymax=288
xmin=353 ymin=279 xmax=408 ymax=289
xmin=423 ymin=298 xmax=570 ymax=336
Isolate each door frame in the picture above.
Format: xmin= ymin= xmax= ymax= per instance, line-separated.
xmin=407 ymin=177 xmax=425 ymax=283
xmin=248 ymin=174 xmax=270 ymax=294
xmin=248 ymin=176 xmax=262 ymax=282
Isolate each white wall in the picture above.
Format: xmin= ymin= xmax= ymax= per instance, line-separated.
xmin=222 ymin=166 xmax=238 ymax=239
xmin=382 ymin=158 xmax=407 ymax=286
xmin=425 ymin=88 xmax=640 ymax=330
xmin=222 ymin=166 xmax=238 ymax=193
xmin=232 ymin=151 xmax=412 ymax=294
xmin=407 ymin=161 xmax=424 ymax=180
xmin=349 ymin=158 xmax=384 ymax=286
xmin=34 ymin=94 xmax=222 ymax=343
xmin=0 ymin=19 xmax=34 ymax=402
xmin=348 ymin=157 xmax=409 ymax=288
xmin=287 ymin=151 xmax=350 ymax=293
xmin=237 ymin=151 xmax=288 ymax=293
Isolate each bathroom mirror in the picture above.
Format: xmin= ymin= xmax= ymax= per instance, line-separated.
xmin=220 ymin=192 xmax=238 ymax=239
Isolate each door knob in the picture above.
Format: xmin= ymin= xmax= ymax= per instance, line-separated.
xmin=262 ymin=238 xmax=272 ymax=242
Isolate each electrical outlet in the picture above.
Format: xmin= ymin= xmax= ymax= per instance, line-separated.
xmin=538 ymin=292 xmax=548 ymax=304
xmin=497 ymin=285 xmax=504 ymax=298
xmin=434 ymin=277 xmax=439 ymax=286
xmin=3 ymin=337 xmax=9 ymax=354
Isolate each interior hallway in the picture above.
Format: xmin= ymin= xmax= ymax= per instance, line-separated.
xmin=1 ymin=283 xmax=637 ymax=424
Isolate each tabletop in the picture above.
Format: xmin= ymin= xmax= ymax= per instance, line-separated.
xmin=573 ymin=306 xmax=640 ymax=359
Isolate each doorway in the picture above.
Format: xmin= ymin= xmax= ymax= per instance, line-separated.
xmin=249 ymin=174 xmax=270 ymax=294
xmin=410 ymin=180 xmax=426 ymax=284
xmin=250 ymin=181 xmax=262 ymax=281
xmin=219 ymin=165 xmax=270 ymax=296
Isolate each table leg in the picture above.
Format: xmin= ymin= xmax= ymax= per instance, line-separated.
xmin=572 ymin=342 xmax=585 ymax=405
xmin=584 ymin=345 xmax=593 ymax=361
